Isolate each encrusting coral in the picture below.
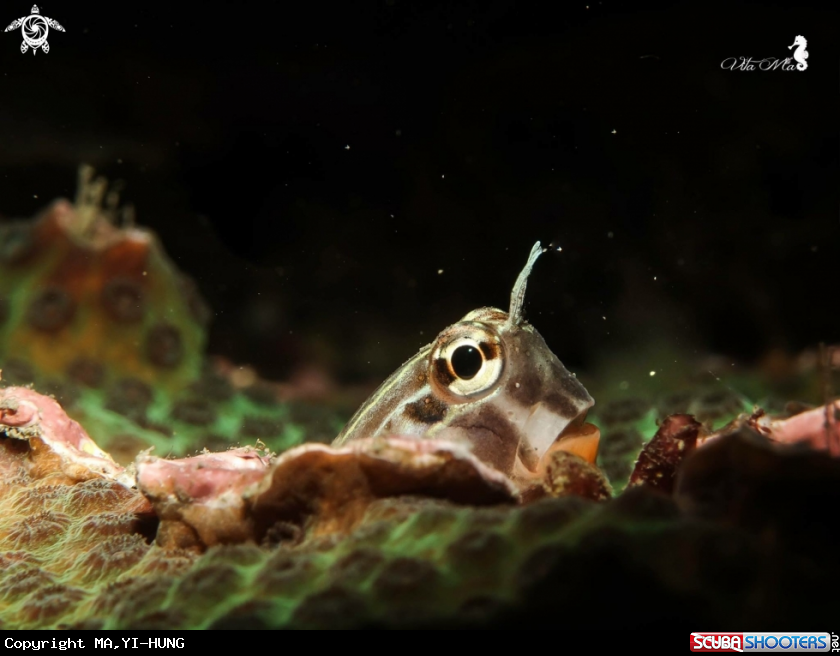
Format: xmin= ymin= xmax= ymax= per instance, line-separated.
xmin=0 ymin=169 xmax=838 ymax=629
xmin=0 ymin=167 xmax=345 ymax=463
xmin=0 ymin=380 xmax=838 ymax=629
xmin=0 ymin=166 xmax=207 ymax=392
xmin=0 ymin=386 xmax=133 ymax=487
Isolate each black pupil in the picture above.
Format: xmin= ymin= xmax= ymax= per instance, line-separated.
xmin=451 ymin=345 xmax=483 ymax=380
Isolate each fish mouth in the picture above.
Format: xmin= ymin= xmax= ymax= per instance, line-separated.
xmin=515 ymin=399 xmax=599 ymax=470
xmin=431 ymin=400 xmax=600 ymax=482
xmin=515 ymin=415 xmax=600 ymax=477
xmin=544 ymin=421 xmax=600 ymax=464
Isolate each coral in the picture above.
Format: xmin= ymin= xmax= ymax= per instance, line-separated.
xmin=676 ymin=428 xmax=840 ymax=564
xmin=0 ymin=167 xmax=207 ymax=392
xmin=0 ymin=396 xmax=837 ymax=629
xmin=0 ymin=168 xmax=346 ymax=461
xmin=593 ymin=387 xmax=760 ymax=494
xmin=745 ymin=401 xmax=840 ymax=453
xmin=60 ymin=362 xmax=335 ymax=463
xmin=137 ymin=446 xmax=272 ymax=551
xmin=539 ymin=449 xmax=613 ymax=500
xmin=628 ymin=413 xmax=703 ymax=493
xmin=0 ymin=386 xmax=135 ymax=488
xmin=0 ymin=419 xmax=157 ymax=628
xmin=137 ymin=437 xmax=517 ymax=551
xmin=0 ymin=172 xmax=837 ymax=630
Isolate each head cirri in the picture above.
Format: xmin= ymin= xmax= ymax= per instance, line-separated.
xmin=333 ymin=242 xmax=596 ymax=481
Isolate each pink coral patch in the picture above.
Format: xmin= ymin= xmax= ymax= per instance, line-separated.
xmin=0 ymin=386 xmax=133 ymax=487
xmin=136 ymin=447 xmax=271 ymax=502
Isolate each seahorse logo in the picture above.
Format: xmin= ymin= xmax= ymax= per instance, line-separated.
xmin=788 ymin=35 xmax=808 ymax=71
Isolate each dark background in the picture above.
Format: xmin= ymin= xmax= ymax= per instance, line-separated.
xmin=0 ymin=1 xmax=836 ymax=385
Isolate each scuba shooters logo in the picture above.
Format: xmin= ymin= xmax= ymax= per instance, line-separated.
xmin=690 ymin=633 xmax=833 ymax=652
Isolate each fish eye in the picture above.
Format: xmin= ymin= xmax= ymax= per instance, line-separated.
xmin=451 ymin=345 xmax=483 ymax=380
xmin=430 ymin=323 xmax=504 ymax=400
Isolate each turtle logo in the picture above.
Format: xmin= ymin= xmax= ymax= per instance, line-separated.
xmin=4 ymin=5 xmax=65 ymax=55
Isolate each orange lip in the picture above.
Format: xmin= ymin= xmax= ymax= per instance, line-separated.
xmin=543 ymin=422 xmax=601 ymax=465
